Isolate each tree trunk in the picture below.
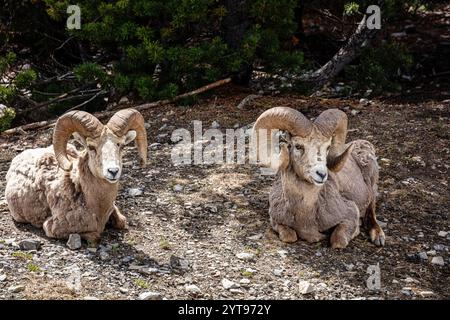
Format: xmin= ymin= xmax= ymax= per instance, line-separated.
xmin=300 ymin=0 xmax=384 ymax=90
xmin=222 ymin=0 xmax=252 ymax=85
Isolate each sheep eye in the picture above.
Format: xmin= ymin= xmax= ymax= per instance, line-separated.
xmin=295 ymin=144 xmax=303 ymax=152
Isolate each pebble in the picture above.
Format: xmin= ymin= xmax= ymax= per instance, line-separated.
xmin=8 ymin=285 xmax=25 ymax=293
xmin=298 ymin=281 xmax=314 ymax=294
xmin=139 ymin=291 xmax=162 ymax=300
xmin=431 ymin=256 xmax=445 ymax=266
xmin=273 ymin=268 xmax=283 ymax=276
xmin=66 ymin=234 xmax=82 ymax=250
xmin=236 ymin=252 xmax=255 ymax=261
xmin=185 ymin=284 xmax=201 ymax=294
xmin=418 ymin=252 xmax=428 ymax=260
xmin=0 ymin=274 xmax=6 ymax=282
xmin=18 ymin=239 xmax=41 ymax=251
xmin=128 ymin=188 xmax=143 ymax=197
xmin=419 ymin=291 xmax=434 ymax=297
xmin=99 ymin=251 xmax=109 ymax=261
xmin=170 ymin=255 xmax=190 ymax=270
xmin=119 ymin=287 xmax=129 ymax=294
xmin=401 ymin=287 xmax=413 ymax=296
xmin=222 ymin=278 xmax=235 ymax=290
xmin=173 ymin=184 xmax=184 ymax=192
xmin=247 ymin=234 xmax=263 ymax=241
xmin=438 ymin=231 xmax=448 ymax=237
xmin=239 ymin=279 xmax=250 ymax=285
xmin=427 ymin=250 xmax=437 ymax=256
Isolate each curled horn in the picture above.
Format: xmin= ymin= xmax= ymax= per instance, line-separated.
xmin=53 ymin=111 xmax=103 ymax=171
xmin=314 ymin=109 xmax=351 ymax=172
xmin=252 ymin=107 xmax=313 ymax=165
xmin=107 ymin=108 xmax=148 ymax=166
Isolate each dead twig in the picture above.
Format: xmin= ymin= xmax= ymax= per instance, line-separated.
xmin=2 ymin=77 xmax=232 ymax=135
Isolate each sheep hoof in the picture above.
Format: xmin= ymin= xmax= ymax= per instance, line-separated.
xmin=112 ymin=215 xmax=128 ymax=230
xmin=330 ymin=236 xmax=349 ymax=249
xmin=277 ymin=225 xmax=298 ymax=243
xmin=369 ymin=227 xmax=385 ymax=247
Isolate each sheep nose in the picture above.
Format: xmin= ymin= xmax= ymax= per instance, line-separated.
xmin=316 ymin=170 xmax=327 ymax=180
xmin=107 ymin=168 xmax=119 ymax=178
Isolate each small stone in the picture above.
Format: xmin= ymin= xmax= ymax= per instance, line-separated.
xmin=144 ymin=123 xmax=151 ymax=130
xmin=236 ymin=252 xmax=255 ymax=261
xmin=351 ymin=109 xmax=360 ymax=116
xmin=344 ymin=263 xmax=355 ymax=271
xmin=66 ymin=234 xmax=82 ymax=250
xmin=128 ymin=188 xmax=143 ymax=197
xmin=170 ymin=255 xmax=189 ymax=270
xmin=222 ymin=278 xmax=235 ymax=290
xmin=139 ymin=291 xmax=162 ymax=300
xmin=119 ymin=287 xmax=129 ymax=294
xmin=273 ymin=268 xmax=283 ymax=276
xmin=18 ymin=239 xmax=41 ymax=251
xmin=173 ymin=184 xmax=184 ymax=192
xmin=401 ymin=287 xmax=413 ymax=296
xmin=418 ymin=252 xmax=428 ymax=260
xmin=240 ymin=278 xmax=250 ymax=285
xmin=277 ymin=250 xmax=288 ymax=258
xmin=211 ymin=121 xmax=220 ymax=129
xmin=431 ymin=256 xmax=445 ymax=266
xmin=149 ymin=142 xmax=161 ymax=150
xmin=8 ymin=285 xmax=25 ymax=293
xmin=99 ymin=251 xmax=110 ymax=261
xmin=247 ymin=234 xmax=263 ymax=241
xmin=427 ymin=250 xmax=437 ymax=256
xmin=119 ymin=96 xmax=129 ymax=104
xmin=83 ymin=296 xmax=99 ymax=300
xmin=438 ymin=231 xmax=448 ymax=237
xmin=0 ymin=274 xmax=6 ymax=282
xmin=433 ymin=244 xmax=446 ymax=251
xmin=298 ymin=281 xmax=314 ymax=294
xmin=359 ymin=98 xmax=370 ymax=106
xmin=419 ymin=291 xmax=434 ymax=297
xmin=185 ymin=284 xmax=201 ymax=294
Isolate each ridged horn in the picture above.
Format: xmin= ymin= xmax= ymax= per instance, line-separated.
xmin=107 ymin=108 xmax=148 ymax=166
xmin=53 ymin=111 xmax=103 ymax=171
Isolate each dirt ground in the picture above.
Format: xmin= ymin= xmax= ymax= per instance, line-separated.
xmin=0 ymin=86 xmax=449 ymax=300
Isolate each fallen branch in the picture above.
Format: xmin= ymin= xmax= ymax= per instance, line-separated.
xmin=2 ymin=77 xmax=232 ymax=135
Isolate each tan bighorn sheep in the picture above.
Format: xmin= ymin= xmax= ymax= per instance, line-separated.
xmin=5 ymin=109 xmax=147 ymax=242
xmin=253 ymin=107 xmax=385 ymax=248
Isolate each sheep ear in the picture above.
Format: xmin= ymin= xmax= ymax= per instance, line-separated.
xmin=327 ymin=144 xmax=353 ymax=172
xmin=73 ymin=132 xmax=87 ymax=148
xmin=124 ymin=130 xmax=137 ymax=145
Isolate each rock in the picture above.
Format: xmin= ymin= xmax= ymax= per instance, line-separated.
xmin=119 ymin=96 xmax=129 ymax=104
xmin=66 ymin=234 xmax=82 ymax=250
xmin=277 ymin=250 xmax=288 ymax=258
xmin=185 ymin=284 xmax=201 ymax=294
xmin=170 ymin=255 xmax=190 ymax=270
xmin=273 ymin=268 xmax=283 ymax=276
xmin=84 ymin=296 xmax=99 ymax=300
xmin=419 ymin=291 xmax=434 ymax=297
xmin=144 ymin=123 xmax=151 ymax=129
xmin=222 ymin=278 xmax=235 ymax=290
xmin=8 ymin=285 xmax=25 ymax=293
xmin=173 ymin=184 xmax=184 ymax=192
xmin=401 ymin=287 xmax=413 ymax=296
xmin=431 ymin=256 xmax=445 ymax=266
xmin=239 ymin=278 xmax=250 ymax=285
xmin=359 ymin=98 xmax=370 ymax=106
xmin=344 ymin=263 xmax=355 ymax=271
xmin=433 ymin=244 xmax=446 ymax=251
xmin=247 ymin=233 xmax=263 ymax=241
xmin=149 ymin=142 xmax=161 ymax=150
xmin=427 ymin=250 xmax=437 ymax=256
xmin=438 ymin=231 xmax=448 ymax=237
xmin=350 ymin=109 xmax=360 ymax=116
xmin=99 ymin=251 xmax=110 ymax=261
xmin=418 ymin=252 xmax=428 ymax=260
xmin=18 ymin=239 xmax=41 ymax=251
xmin=411 ymin=156 xmax=425 ymax=167
xmin=139 ymin=291 xmax=162 ymax=300
xmin=211 ymin=121 xmax=220 ymax=129
xmin=236 ymin=252 xmax=255 ymax=261
xmin=298 ymin=281 xmax=314 ymax=294
xmin=119 ymin=287 xmax=129 ymax=294
xmin=0 ymin=274 xmax=6 ymax=282
xmin=128 ymin=188 xmax=143 ymax=197
xmin=391 ymin=32 xmax=407 ymax=38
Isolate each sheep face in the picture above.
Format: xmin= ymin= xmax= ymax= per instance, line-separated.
xmin=75 ymin=128 xmax=137 ymax=183
xmin=281 ymin=130 xmax=332 ymax=186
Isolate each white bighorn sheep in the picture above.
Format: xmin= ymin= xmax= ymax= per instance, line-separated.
xmin=253 ymin=107 xmax=385 ymax=248
xmin=5 ymin=109 xmax=147 ymax=242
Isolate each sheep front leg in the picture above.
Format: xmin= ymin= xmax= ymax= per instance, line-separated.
xmin=364 ymin=200 xmax=385 ymax=246
xmin=108 ymin=204 xmax=128 ymax=230
xmin=330 ymin=219 xmax=360 ymax=249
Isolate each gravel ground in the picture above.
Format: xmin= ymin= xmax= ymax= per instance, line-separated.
xmin=0 ymin=91 xmax=449 ymax=300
